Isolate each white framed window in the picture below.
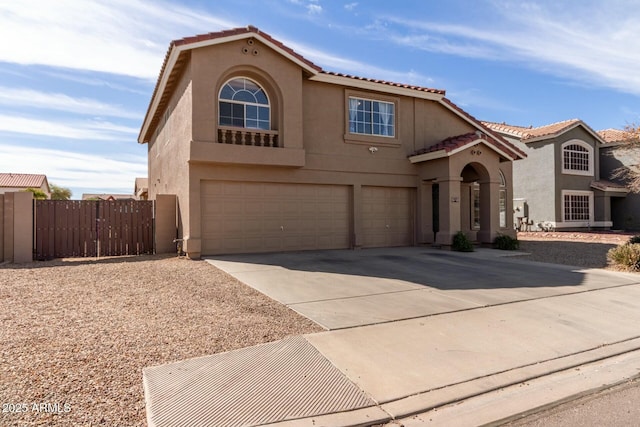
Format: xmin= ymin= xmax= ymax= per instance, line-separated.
xmin=348 ymin=97 xmax=395 ymax=137
xmin=471 ymin=186 xmax=480 ymax=230
xmin=562 ymin=140 xmax=593 ymax=176
xmin=498 ymin=170 xmax=507 ymax=228
xmin=219 ymin=77 xmax=270 ymax=130
xmin=562 ymin=190 xmax=593 ymax=222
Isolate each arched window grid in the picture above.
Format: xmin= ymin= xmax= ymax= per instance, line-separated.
xmin=219 ymin=77 xmax=271 ymax=130
xmin=561 ymin=140 xmax=593 ymax=175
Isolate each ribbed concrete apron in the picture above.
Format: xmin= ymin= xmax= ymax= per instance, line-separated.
xmin=144 ymin=248 xmax=640 ymax=426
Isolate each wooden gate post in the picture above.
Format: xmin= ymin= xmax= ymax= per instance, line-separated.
xmin=155 ymin=194 xmax=177 ymax=254
xmin=4 ymin=192 xmax=33 ymax=263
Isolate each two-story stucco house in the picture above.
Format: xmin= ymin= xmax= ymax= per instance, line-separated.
xmin=484 ymin=120 xmax=627 ymax=231
xmin=138 ymin=26 xmax=525 ymax=258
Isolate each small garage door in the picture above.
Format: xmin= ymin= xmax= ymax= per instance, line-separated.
xmin=201 ymin=181 xmax=350 ymax=254
xmin=362 ymin=186 xmax=414 ymax=248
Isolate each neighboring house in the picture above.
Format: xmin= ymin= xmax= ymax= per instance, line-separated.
xmin=0 ymin=173 xmax=51 ymax=199
xmin=598 ymin=129 xmax=640 ymax=230
xmin=138 ymin=26 xmax=526 ymax=258
xmin=484 ymin=120 xmax=628 ymax=231
xmin=135 ymin=178 xmax=149 ymax=200
xmin=81 ymin=194 xmax=137 ymax=201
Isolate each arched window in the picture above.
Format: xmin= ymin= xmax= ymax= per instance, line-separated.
xmin=562 ymin=140 xmax=593 ymax=176
xmin=219 ymin=77 xmax=270 ymax=130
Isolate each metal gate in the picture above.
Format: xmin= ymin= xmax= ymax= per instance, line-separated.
xmin=34 ymin=200 xmax=154 ymax=260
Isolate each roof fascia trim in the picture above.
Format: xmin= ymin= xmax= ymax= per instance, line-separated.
xmin=310 ymin=73 xmax=444 ymax=101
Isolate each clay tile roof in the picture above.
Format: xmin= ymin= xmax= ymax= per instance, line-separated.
xmin=0 ymin=173 xmax=47 ymax=188
xmin=598 ymin=128 xmax=631 ymax=144
xmin=590 ymin=180 xmax=629 ymax=192
xmin=409 ymin=129 xmax=526 ymax=161
xmin=483 ymin=119 xmax=582 ymax=141
xmin=171 ymin=25 xmax=322 ymax=72
xmin=442 ymin=99 xmax=527 ymax=159
xmin=412 ymin=132 xmax=482 ymax=156
xmin=320 ymin=71 xmax=445 ymax=95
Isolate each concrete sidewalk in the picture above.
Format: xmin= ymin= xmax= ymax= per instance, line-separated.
xmin=144 ymin=248 xmax=640 ymax=426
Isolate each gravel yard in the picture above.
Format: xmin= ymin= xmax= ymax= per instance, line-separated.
xmin=516 ymin=231 xmax=637 ymax=269
xmin=1 ymin=232 xmax=637 ymax=426
xmin=0 ymin=255 xmax=322 ymax=426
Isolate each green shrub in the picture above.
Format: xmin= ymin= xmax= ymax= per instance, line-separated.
xmin=452 ymin=231 xmax=474 ymax=252
xmin=494 ymin=234 xmax=520 ymax=250
xmin=607 ymin=243 xmax=640 ymax=272
xmin=628 ymin=235 xmax=640 ymax=245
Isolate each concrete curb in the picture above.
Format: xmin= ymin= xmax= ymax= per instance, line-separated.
xmin=267 ymin=338 xmax=640 ymax=427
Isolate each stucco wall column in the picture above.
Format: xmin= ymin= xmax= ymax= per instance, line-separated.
xmin=352 ymin=184 xmax=362 ymax=248
xmin=478 ymin=180 xmax=500 ymax=243
xmin=435 ymin=176 xmax=462 ymax=245
xmin=419 ymin=181 xmax=434 ymax=244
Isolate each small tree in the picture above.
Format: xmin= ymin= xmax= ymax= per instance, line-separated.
xmin=25 ymin=188 xmax=47 ymax=200
xmin=610 ymin=124 xmax=640 ymax=193
xmin=50 ymin=183 xmax=72 ymax=200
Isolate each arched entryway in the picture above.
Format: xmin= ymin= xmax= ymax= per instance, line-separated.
xmin=459 ymin=162 xmax=493 ymax=243
xmin=409 ymin=131 xmax=522 ymax=247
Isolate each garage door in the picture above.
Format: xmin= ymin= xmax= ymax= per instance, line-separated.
xmin=362 ymin=186 xmax=414 ymax=248
xmin=201 ymin=181 xmax=350 ymax=254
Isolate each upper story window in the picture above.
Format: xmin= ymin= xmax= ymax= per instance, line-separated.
xmin=562 ymin=140 xmax=593 ymax=176
xmin=348 ymin=97 xmax=395 ymax=137
xmin=219 ymin=77 xmax=270 ymax=130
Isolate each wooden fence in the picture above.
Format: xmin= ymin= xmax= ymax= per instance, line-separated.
xmin=34 ymin=200 xmax=154 ymax=260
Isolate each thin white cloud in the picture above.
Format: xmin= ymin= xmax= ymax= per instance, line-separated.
xmin=384 ymin=2 xmax=640 ymax=95
xmin=344 ymin=3 xmax=358 ymax=11
xmin=0 ymin=143 xmax=146 ymax=193
xmin=0 ymin=87 xmax=141 ymax=119
xmin=0 ymin=114 xmax=138 ymax=140
xmin=0 ymin=0 xmax=236 ymax=80
xmin=285 ymin=40 xmax=437 ymax=88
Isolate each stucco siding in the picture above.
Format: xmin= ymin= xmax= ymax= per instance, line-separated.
xmin=148 ymin=59 xmax=193 ymax=237
xmin=513 ymin=141 xmax=556 ymax=224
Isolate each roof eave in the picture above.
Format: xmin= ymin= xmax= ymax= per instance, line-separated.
xmin=310 ymin=73 xmax=444 ymax=101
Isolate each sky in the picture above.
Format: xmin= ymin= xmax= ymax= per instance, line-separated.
xmin=1 ymin=0 xmax=639 ymax=199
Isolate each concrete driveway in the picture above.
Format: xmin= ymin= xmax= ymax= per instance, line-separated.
xmin=206 ymin=246 xmax=637 ymax=330
xmin=144 ymin=247 xmax=640 ymax=427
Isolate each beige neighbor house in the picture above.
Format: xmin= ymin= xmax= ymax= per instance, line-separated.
xmin=0 ymin=173 xmax=50 ymax=199
xmin=484 ymin=120 xmax=628 ymax=231
xmin=138 ymin=26 xmax=526 ymax=258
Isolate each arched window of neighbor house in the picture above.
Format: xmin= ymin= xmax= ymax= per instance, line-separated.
xmin=219 ymin=77 xmax=270 ymax=130
xmin=562 ymin=140 xmax=593 ymax=176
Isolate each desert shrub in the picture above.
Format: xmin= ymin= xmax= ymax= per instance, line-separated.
xmin=628 ymin=235 xmax=640 ymax=245
xmin=607 ymin=243 xmax=640 ymax=271
xmin=494 ymin=234 xmax=519 ymax=250
xmin=452 ymin=231 xmax=474 ymax=252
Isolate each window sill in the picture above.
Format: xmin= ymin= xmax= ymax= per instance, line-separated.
xmin=561 ymin=169 xmax=593 ymax=177
xmin=344 ymin=133 xmax=401 ymax=147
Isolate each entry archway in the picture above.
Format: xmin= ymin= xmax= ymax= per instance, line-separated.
xmin=458 ymin=162 xmax=494 ymax=243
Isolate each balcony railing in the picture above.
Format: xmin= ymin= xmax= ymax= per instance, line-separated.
xmin=217 ymin=126 xmax=280 ymax=147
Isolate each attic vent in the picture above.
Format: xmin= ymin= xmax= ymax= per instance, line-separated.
xmin=252 ymin=49 xmax=259 ymax=56
xmin=247 ymin=38 xmax=255 ymax=46
xmin=242 ymin=47 xmax=249 ymax=55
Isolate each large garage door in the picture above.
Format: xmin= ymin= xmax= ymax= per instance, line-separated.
xmin=362 ymin=186 xmax=414 ymax=248
xmin=201 ymin=181 xmax=350 ymax=254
